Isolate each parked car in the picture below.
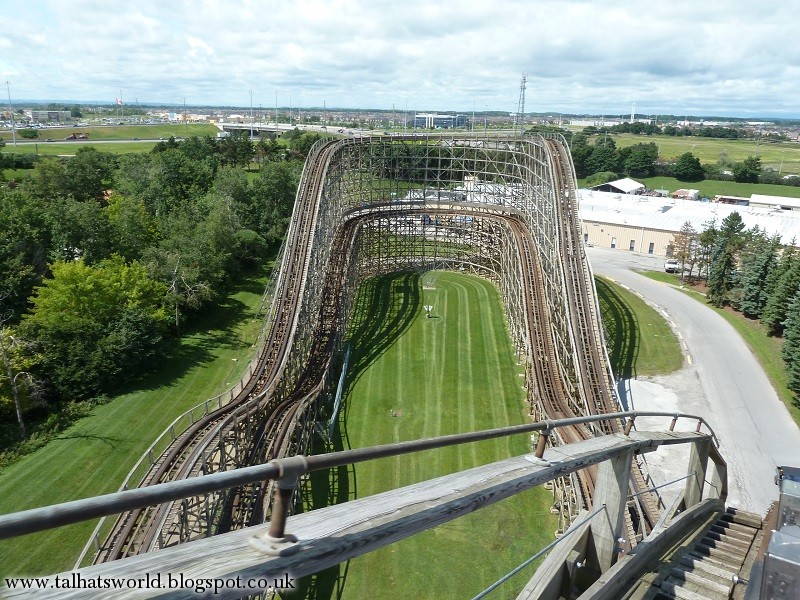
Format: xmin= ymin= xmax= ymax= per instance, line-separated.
xmin=664 ymin=259 xmax=680 ymax=273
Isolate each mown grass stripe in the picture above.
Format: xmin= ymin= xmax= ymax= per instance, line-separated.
xmin=319 ymin=271 xmax=557 ymax=600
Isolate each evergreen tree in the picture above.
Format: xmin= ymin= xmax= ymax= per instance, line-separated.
xmin=782 ymin=289 xmax=800 ymax=396
xmin=762 ymin=246 xmax=800 ymax=335
xmin=707 ymin=212 xmax=745 ymax=306
xmin=737 ymin=232 xmax=780 ymax=317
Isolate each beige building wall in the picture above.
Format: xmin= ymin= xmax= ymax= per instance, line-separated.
xmin=581 ymin=220 xmax=677 ymax=256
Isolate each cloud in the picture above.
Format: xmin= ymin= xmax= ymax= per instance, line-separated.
xmin=1 ymin=0 xmax=797 ymax=117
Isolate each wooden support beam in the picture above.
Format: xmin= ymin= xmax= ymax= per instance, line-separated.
xmin=683 ymin=437 xmax=711 ymax=509
xmin=590 ymin=448 xmax=634 ymax=573
xmin=3 ymin=432 xmax=707 ymax=600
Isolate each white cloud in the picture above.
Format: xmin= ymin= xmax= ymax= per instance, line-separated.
xmin=1 ymin=0 xmax=798 ymax=117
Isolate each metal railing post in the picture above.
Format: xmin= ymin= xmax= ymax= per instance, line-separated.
xmin=534 ymin=424 xmax=553 ymax=459
xmin=251 ymin=455 xmax=309 ymax=556
xmin=623 ymin=416 xmax=635 ymax=436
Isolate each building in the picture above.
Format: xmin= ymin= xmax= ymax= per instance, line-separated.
xmin=413 ymin=113 xmax=469 ymax=129
xmin=579 ymin=189 xmax=800 ymax=256
xmin=27 ymin=110 xmax=71 ymax=123
xmin=589 ymin=178 xmax=646 ymax=195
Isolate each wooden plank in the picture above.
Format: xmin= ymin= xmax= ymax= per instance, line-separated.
xmin=3 ymin=431 xmax=709 ymax=600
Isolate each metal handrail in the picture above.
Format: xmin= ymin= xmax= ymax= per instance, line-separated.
xmin=0 ymin=410 xmax=718 ymax=541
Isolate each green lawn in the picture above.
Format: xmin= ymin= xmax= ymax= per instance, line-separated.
xmin=0 ymin=123 xmax=218 ymax=143
xmin=0 ymin=268 xmax=269 ymax=579
xmin=595 ymin=276 xmax=683 ymax=378
xmin=639 ymin=176 xmax=800 ymax=200
xmin=612 ymin=133 xmax=800 ymax=175
xmin=301 ymin=271 xmax=558 ymax=600
xmin=637 ymin=271 xmax=800 ymax=426
xmin=3 ymin=141 xmax=160 ymax=156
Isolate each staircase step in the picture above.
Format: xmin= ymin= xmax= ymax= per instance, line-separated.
xmin=678 ymin=554 xmax=737 ymax=586
xmin=723 ymin=507 xmax=763 ymax=529
xmin=659 ymin=578 xmax=728 ymax=600
xmin=691 ymin=545 xmax=746 ymax=570
xmin=709 ymin=523 xmax=755 ymax=544
xmin=687 ymin=549 xmax=743 ymax=572
xmin=698 ymin=536 xmax=749 ymax=556
xmin=712 ymin=518 xmax=759 ymax=538
xmin=702 ymin=530 xmax=751 ymax=552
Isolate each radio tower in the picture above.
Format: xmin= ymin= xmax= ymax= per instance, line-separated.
xmin=516 ymin=74 xmax=527 ymax=135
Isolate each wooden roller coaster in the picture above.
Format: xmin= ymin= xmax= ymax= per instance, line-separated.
xmin=80 ymin=133 xmax=660 ymax=568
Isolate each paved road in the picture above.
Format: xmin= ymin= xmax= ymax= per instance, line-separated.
xmin=587 ymin=246 xmax=800 ymax=514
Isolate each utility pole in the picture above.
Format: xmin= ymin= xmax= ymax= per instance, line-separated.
xmin=119 ymin=89 xmax=123 ymax=121
xmin=5 ymin=81 xmax=16 ymax=146
xmin=274 ymin=90 xmax=278 ymax=128
xmin=249 ymin=90 xmax=253 ymax=138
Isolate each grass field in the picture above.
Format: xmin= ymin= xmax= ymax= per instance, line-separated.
xmin=612 ymin=133 xmax=800 ymax=175
xmin=0 ymin=123 xmax=219 ymax=143
xmin=301 ymin=271 xmax=558 ymax=600
xmin=0 ymin=268 xmax=269 ymax=579
xmin=638 ymin=271 xmax=800 ymax=426
xmin=595 ymin=276 xmax=683 ymax=378
xmin=576 ymin=174 xmax=800 ymax=200
xmin=0 ymin=124 xmax=220 ymax=156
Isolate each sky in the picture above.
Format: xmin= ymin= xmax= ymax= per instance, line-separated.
xmin=1 ymin=0 xmax=798 ymax=118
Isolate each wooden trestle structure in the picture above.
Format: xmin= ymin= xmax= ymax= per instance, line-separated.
xmin=70 ymin=133 xmax=659 ymax=569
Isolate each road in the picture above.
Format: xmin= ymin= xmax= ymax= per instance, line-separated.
xmin=588 ymin=246 xmax=800 ymax=514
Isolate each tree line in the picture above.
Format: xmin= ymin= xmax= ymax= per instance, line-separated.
xmin=671 ymin=213 xmax=800 ymax=398
xmin=0 ymin=130 xmax=322 ymax=442
xmin=569 ymin=129 xmax=795 ymax=189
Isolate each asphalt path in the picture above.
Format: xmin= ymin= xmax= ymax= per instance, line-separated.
xmin=587 ymin=246 xmax=800 ymax=514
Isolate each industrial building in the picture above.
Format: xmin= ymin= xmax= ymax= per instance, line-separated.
xmin=578 ymin=189 xmax=800 ymax=256
xmin=413 ymin=113 xmax=469 ymax=129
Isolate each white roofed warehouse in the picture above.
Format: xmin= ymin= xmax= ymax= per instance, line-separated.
xmin=579 ymin=189 xmax=800 ymax=256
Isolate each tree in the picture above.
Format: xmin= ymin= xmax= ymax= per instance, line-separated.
xmin=761 ymin=246 xmax=800 ymax=335
xmin=21 ymin=256 xmax=169 ymax=400
xmin=252 ymin=161 xmax=301 ymax=245
xmin=19 ymin=129 xmax=39 ymax=140
xmin=707 ymin=212 xmax=745 ymax=306
xmin=61 ymin=147 xmax=117 ymax=202
xmin=0 ymin=322 xmax=38 ymax=439
xmin=585 ymin=171 xmax=618 ymax=187
xmin=218 ymin=130 xmax=254 ymax=168
xmin=673 ymin=152 xmax=704 ymax=182
xmin=735 ymin=232 xmax=780 ymax=317
xmin=48 ymin=196 xmax=113 ymax=264
xmin=621 ymin=144 xmax=658 ymax=178
xmin=0 ymin=189 xmax=53 ymax=318
xmin=585 ymin=145 xmax=619 ymax=175
xmin=782 ymin=289 xmax=800 ymax=397
xmin=733 ymin=156 xmax=761 ymax=183
xmin=671 ymin=221 xmax=698 ymax=281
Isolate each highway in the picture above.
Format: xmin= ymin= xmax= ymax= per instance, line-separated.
xmin=588 ymin=246 xmax=800 ymax=513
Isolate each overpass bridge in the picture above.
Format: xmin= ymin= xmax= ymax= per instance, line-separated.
xmin=0 ymin=134 xmax=794 ymax=598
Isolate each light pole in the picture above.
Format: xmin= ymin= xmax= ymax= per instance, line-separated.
xmin=183 ymin=97 xmax=188 ymax=135
xmin=5 ymin=81 xmax=16 ymax=147
xmin=249 ymin=90 xmax=254 ymax=138
xmin=274 ymin=90 xmax=278 ymax=128
xmin=780 ymin=150 xmax=786 ymax=175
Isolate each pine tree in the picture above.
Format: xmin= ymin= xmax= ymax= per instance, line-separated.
xmin=782 ymin=289 xmax=800 ymax=396
xmin=762 ymin=246 xmax=800 ymax=335
xmin=737 ymin=232 xmax=780 ymax=317
xmin=706 ymin=212 xmax=745 ymax=307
